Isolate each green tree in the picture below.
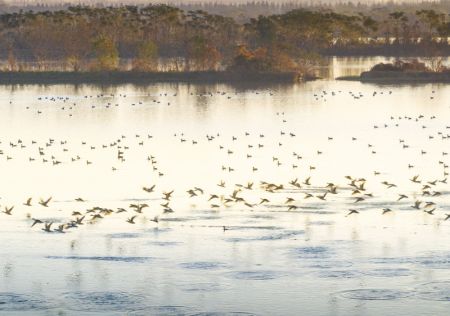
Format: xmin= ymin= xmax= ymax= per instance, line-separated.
xmin=389 ymin=11 xmax=408 ymax=43
xmin=437 ymin=22 xmax=450 ymax=37
xmin=92 ymin=35 xmax=119 ymax=70
xmin=416 ymin=10 xmax=445 ymax=39
xmin=133 ymin=40 xmax=158 ymax=71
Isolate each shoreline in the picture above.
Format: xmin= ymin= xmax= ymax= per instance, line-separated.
xmin=0 ymin=71 xmax=314 ymax=85
xmin=337 ymin=71 xmax=450 ymax=84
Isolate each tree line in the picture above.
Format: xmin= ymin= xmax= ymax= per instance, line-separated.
xmin=0 ymin=4 xmax=449 ymax=72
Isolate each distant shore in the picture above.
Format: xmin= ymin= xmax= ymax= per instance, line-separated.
xmin=0 ymin=71 xmax=315 ymax=85
xmin=337 ymin=71 xmax=450 ymax=84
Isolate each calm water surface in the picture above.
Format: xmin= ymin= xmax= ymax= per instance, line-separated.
xmin=0 ymin=57 xmax=449 ymax=315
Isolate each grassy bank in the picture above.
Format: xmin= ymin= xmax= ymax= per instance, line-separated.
xmin=0 ymin=71 xmax=313 ymax=85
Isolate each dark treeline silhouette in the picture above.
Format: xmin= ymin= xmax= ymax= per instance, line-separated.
xmin=2 ymin=1 xmax=450 ymax=21
xmin=0 ymin=3 xmax=449 ymax=73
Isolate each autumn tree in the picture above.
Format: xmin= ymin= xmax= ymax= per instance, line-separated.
xmin=20 ymin=15 xmax=59 ymax=69
xmin=186 ymin=35 xmax=221 ymax=71
xmin=58 ymin=18 xmax=92 ymax=71
xmin=229 ymin=45 xmax=296 ymax=72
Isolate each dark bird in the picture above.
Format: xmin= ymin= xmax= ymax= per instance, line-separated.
xmin=3 ymin=206 xmax=14 ymax=215
xmin=42 ymin=222 xmax=53 ymax=232
xmin=347 ymin=209 xmax=359 ymax=216
xmin=39 ymin=197 xmax=52 ymax=207
xmin=143 ymin=185 xmax=156 ymax=193
xmin=412 ymin=200 xmax=422 ymax=209
xmin=382 ymin=208 xmax=392 ymax=215
xmin=127 ymin=215 xmax=137 ymax=224
xmin=424 ymin=208 xmax=435 ymax=215
xmin=31 ymin=218 xmax=43 ymax=227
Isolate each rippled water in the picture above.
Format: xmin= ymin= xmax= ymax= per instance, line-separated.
xmin=0 ymin=57 xmax=450 ymax=315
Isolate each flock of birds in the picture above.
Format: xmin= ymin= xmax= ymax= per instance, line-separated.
xmin=1 ymin=87 xmax=449 ymax=234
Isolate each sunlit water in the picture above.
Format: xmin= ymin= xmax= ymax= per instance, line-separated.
xmin=0 ymin=57 xmax=450 ymax=315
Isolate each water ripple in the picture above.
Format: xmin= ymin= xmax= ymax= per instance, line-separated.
xmin=0 ymin=293 xmax=53 ymax=311
xmin=415 ymin=281 xmax=450 ymax=301
xmin=62 ymin=291 xmax=148 ymax=312
xmin=46 ymin=256 xmax=154 ymax=263
xmin=337 ymin=289 xmax=411 ymax=300
xmin=225 ymin=270 xmax=286 ymax=280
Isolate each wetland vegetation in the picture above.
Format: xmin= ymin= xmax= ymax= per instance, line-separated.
xmin=0 ymin=2 xmax=448 ymax=82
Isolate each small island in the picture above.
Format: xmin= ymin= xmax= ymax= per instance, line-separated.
xmin=337 ymin=59 xmax=450 ymax=83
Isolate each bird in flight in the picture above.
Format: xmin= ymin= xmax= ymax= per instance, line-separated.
xmin=39 ymin=197 xmax=52 ymax=207
xmin=127 ymin=215 xmax=137 ymax=224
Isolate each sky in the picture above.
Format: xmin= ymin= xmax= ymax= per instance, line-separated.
xmin=1 ymin=0 xmax=437 ymax=4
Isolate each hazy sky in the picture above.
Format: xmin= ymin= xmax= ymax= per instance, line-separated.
xmin=2 ymin=0 xmax=436 ymax=4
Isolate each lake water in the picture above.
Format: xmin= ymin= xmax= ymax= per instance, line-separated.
xmin=0 ymin=57 xmax=449 ymax=315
